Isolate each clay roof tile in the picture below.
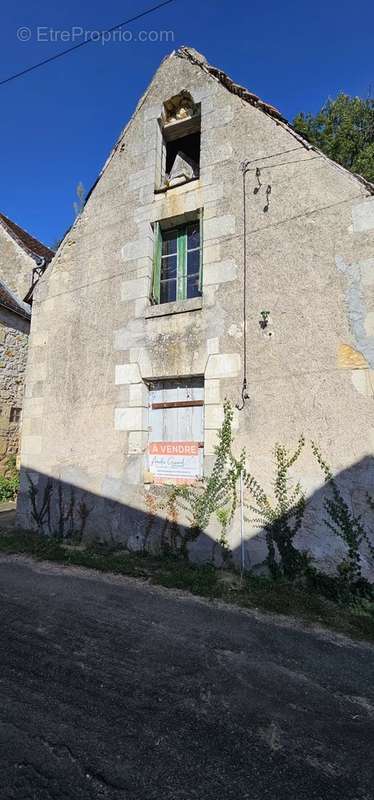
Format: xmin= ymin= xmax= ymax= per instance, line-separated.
xmin=0 ymin=213 xmax=54 ymax=263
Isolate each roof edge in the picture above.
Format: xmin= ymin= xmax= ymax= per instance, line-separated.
xmin=57 ymin=43 xmax=374 ymax=260
xmin=0 ymin=213 xmax=55 ymax=264
xmin=0 ymin=278 xmax=31 ymax=320
xmin=176 ymin=46 xmax=374 ymax=196
xmin=176 ymin=46 xmax=287 ymax=122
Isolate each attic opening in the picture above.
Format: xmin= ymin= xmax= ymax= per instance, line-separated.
xmin=165 ymin=131 xmax=201 ymax=176
xmin=157 ymin=91 xmax=201 ymax=190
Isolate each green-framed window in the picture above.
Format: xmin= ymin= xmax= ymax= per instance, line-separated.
xmin=151 ymin=214 xmax=203 ymax=305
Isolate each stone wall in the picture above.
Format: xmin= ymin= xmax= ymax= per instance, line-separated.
xmin=0 ymin=224 xmax=34 ymax=302
xmin=17 ymin=50 xmax=374 ymax=574
xmin=0 ymin=309 xmax=29 ymax=470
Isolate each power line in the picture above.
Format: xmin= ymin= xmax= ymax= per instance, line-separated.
xmin=240 ymin=146 xmax=304 ymax=167
xmin=32 ymin=189 xmax=366 ymax=311
xmin=0 ymin=0 xmax=176 ymax=88
xmin=242 ymin=155 xmax=321 ymax=173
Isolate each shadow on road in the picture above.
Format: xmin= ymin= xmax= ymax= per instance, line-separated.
xmin=0 ymin=556 xmax=373 ymax=800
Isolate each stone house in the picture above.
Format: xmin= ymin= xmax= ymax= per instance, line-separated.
xmin=0 ymin=214 xmax=53 ymax=470
xmin=17 ymin=48 xmax=374 ymax=570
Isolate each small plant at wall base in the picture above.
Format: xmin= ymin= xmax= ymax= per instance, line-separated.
xmin=243 ymin=436 xmax=307 ymax=579
xmin=160 ymin=486 xmax=181 ymax=556
xmin=0 ymin=456 xmax=20 ymax=503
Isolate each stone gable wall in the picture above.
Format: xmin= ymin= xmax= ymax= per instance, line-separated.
xmin=16 ymin=52 xmax=374 ymax=573
xmin=0 ymin=225 xmax=34 ymax=301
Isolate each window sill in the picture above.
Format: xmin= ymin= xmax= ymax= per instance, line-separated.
xmin=154 ymin=177 xmax=199 ymax=194
xmin=145 ymin=297 xmax=202 ymax=319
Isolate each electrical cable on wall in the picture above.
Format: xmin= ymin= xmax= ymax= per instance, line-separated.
xmin=236 ymin=152 xmax=278 ymax=409
xmin=236 ymin=147 xmax=324 ymax=409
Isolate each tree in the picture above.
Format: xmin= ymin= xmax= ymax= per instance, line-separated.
xmin=73 ymin=181 xmax=85 ymax=218
xmin=293 ymin=94 xmax=374 ymax=183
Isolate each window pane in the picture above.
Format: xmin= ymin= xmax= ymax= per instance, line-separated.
xmin=187 ymin=249 xmax=200 ymax=276
xmin=187 ymin=222 xmax=200 ymax=250
xmin=161 ymin=255 xmax=177 ymax=280
xmin=162 ymin=229 xmax=178 ymax=256
xmin=160 ymin=279 xmax=177 ymax=303
xmin=187 ymin=274 xmax=201 ymax=299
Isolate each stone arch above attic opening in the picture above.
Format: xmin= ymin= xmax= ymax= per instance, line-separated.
xmin=156 ymin=90 xmax=201 ymax=191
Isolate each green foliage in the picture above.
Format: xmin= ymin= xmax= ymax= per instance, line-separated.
xmin=293 ymin=94 xmax=374 ymax=182
xmin=0 ymin=456 xmax=20 ymax=502
xmin=216 ymin=506 xmax=233 ymax=564
xmin=0 ymin=473 xmax=19 ymax=502
xmin=156 ymin=561 xmax=219 ymax=596
xmin=311 ymin=442 xmax=374 ymax=583
xmin=0 ymin=530 xmax=373 ymax=640
xmin=152 ymin=400 xmax=244 ymax=559
xmin=17 ymin=417 xmax=374 ymax=613
xmin=4 ymin=455 xmax=17 ymax=476
xmin=244 ymin=436 xmax=307 ymax=579
xmin=304 ymin=563 xmax=373 ymax=607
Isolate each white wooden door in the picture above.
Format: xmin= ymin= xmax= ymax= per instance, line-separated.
xmin=148 ymin=378 xmax=204 ymax=483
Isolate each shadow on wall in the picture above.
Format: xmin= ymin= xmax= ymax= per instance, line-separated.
xmin=15 ymin=468 xmax=219 ymax=562
xmin=238 ymin=454 xmax=374 ymax=578
xmin=16 ymin=456 xmax=374 ymax=576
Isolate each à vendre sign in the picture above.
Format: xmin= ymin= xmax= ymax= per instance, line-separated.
xmin=148 ymin=441 xmax=201 ymax=484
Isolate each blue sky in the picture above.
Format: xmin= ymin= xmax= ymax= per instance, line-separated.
xmin=1 ymin=0 xmax=373 ymax=247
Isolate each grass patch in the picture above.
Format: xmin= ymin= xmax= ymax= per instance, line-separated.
xmin=0 ymin=530 xmax=373 ymax=642
xmin=0 ymin=456 xmax=19 ymax=502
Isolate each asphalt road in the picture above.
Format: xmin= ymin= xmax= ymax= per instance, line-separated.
xmin=0 ymin=556 xmax=373 ymax=800
xmin=0 ymin=504 xmax=16 ymax=531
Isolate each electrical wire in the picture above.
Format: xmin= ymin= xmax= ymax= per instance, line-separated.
xmin=242 ymin=155 xmax=321 ymax=173
xmin=0 ymin=0 xmax=176 ymax=87
xmin=33 ymin=190 xmax=366 ymax=307
xmin=207 ymin=189 xmax=364 ymax=246
xmin=234 ymin=148 xmax=365 ymax=411
xmin=241 ymin=146 xmax=304 ymax=166
xmin=236 ymin=151 xmax=315 ymax=410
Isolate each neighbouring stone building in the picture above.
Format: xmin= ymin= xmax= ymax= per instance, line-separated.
xmin=0 ymin=214 xmax=53 ymax=470
xmin=17 ymin=48 xmax=374 ymax=571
